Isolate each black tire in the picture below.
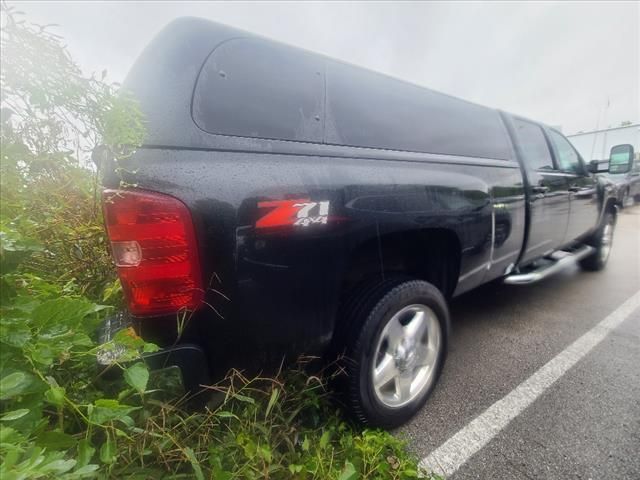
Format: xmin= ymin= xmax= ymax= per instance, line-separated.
xmin=580 ymin=211 xmax=616 ymax=271
xmin=340 ymin=277 xmax=449 ymax=428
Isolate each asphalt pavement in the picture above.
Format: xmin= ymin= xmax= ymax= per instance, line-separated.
xmin=399 ymin=205 xmax=640 ymax=479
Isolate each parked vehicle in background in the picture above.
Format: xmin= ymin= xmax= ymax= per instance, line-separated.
xmin=589 ymin=146 xmax=640 ymax=207
xmin=97 ymin=18 xmax=626 ymax=428
xmin=608 ymin=149 xmax=640 ymax=207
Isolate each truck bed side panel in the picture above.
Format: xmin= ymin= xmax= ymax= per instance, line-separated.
xmin=105 ymin=148 xmax=525 ymax=362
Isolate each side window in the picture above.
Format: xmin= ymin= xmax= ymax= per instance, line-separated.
xmin=548 ymin=130 xmax=582 ymax=174
xmin=512 ymin=119 xmax=554 ymax=170
xmin=325 ymin=60 xmax=513 ymax=160
xmin=193 ymin=38 xmax=324 ymax=142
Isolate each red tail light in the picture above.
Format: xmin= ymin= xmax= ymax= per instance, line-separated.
xmin=102 ymin=189 xmax=203 ymax=316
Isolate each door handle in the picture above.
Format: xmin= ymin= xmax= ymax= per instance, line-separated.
xmin=568 ymin=185 xmax=581 ymax=192
xmin=532 ymin=186 xmax=549 ymax=194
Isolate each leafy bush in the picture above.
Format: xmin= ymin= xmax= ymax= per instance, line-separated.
xmin=1 ymin=3 xmax=143 ymax=302
xmin=0 ymin=5 xmax=440 ymax=479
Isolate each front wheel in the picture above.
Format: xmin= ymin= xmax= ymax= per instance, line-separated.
xmin=342 ymin=278 xmax=449 ymax=428
xmin=580 ymin=211 xmax=615 ymax=271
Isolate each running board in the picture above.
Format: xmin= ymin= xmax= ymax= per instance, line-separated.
xmin=504 ymin=245 xmax=595 ymax=285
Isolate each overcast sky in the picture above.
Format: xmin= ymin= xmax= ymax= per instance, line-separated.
xmin=13 ymin=1 xmax=639 ymax=135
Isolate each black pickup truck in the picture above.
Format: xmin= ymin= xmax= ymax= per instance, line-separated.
xmin=98 ymin=18 xmax=632 ymax=428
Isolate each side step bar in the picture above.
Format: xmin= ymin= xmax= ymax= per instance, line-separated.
xmin=504 ymin=245 xmax=595 ymax=285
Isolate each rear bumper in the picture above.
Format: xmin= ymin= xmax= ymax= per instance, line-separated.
xmin=97 ymin=311 xmax=211 ymax=393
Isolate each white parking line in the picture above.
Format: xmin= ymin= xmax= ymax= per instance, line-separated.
xmin=419 ymin=290 xmax=640 ymax=478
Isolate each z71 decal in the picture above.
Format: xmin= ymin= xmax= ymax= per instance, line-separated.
xmin=256 ymin=199 xmax=330 ymax=229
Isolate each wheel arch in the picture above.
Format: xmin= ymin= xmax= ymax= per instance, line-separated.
xmin=339 ymin=227 xmax=462 ymax=302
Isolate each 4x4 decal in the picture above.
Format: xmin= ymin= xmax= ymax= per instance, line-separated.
xmin=256 ymin=199 xmax=330 ymax=229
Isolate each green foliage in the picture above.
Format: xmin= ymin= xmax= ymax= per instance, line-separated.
xmin=123 ymin=362 xmax=149 ymax=396
xmin=0 ymin=5 xmax=441 ymax=479
xmin=1 ymin=4 xmax=144 ymax=302
xmin=102 ymin=370 xmax=423 ymax=479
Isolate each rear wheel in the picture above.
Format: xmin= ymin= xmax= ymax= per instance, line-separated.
xmin=341 ymin=278 xmax=449 ymax=428
xmin=580 ymin=211 xmax=615 ymax=271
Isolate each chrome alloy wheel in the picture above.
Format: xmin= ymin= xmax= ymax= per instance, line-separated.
xmin=371 ymin=304 xmax=442 ymax=408
xmin=600 ymin=220 xmax=614 ymax=263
